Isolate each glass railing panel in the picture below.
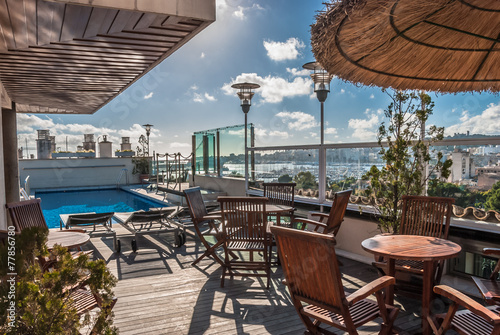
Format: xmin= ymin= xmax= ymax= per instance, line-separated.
xmin=325 ymin=147 xmax=384 ymax=198
xmin=248 ymin=148 xmax=320 ymax=199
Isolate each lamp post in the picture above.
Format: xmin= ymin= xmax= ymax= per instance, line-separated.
xmin=303 ymin=62 xmax=332 ymax=206
xmin=303 ymin=62 xmax=333 ymax=145
xmin=231 ymin=82 xmax=260 ymax=192
xmin=142 ymin=124 xmax=153 ymax=156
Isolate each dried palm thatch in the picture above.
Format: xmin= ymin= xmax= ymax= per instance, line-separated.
xmin=311 ymin=0 xmax=500 ymax=93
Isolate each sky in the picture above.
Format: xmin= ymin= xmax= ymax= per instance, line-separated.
xmin=16 ymin=0 xmax=500 ymax=157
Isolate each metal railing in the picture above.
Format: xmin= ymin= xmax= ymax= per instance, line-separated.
xmin=246 ymin=136 xmax=500 ymax=205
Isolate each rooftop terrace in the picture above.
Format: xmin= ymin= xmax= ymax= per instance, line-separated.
xmin=84 ymin=222 xmax=451 ymax=335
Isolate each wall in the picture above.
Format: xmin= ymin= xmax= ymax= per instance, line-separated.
xmin=327 ymin=215 xmax=380 ymax=264
xmin=190 ymin=175 xmax=246 ymax=196
xmin=19 ymin=157 xmax=138 ymax=191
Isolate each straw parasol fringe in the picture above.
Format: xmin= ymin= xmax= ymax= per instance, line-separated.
xmin=311 ymin=0 xmax=500 ymax=93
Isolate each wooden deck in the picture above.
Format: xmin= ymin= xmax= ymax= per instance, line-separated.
xmin=86 ymin=223 xmax=450 ymax=335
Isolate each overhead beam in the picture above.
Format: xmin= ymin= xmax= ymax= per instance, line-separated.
xmin=45 ymin=0 xmax=216 ymax=22
xmin=0 ymin=81 xmax=12 ymax=110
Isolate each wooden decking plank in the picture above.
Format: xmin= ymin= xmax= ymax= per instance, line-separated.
xmin=85 ymin=222 xmax=430 ymax=334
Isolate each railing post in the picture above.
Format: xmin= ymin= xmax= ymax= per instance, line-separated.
xmin=319 ymin=145 xmax=326 ymax=204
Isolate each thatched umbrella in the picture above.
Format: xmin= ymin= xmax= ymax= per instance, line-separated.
xmin=311 ymin=0 xmax=500 ymax=93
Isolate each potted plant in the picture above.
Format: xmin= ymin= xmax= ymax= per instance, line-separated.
xmin=115 ymin=149 xmax=135 ymax=157
xmin=0 ymin=227 xmax=117 ymax=334
xmin=363 ymin=90 xmax=452 ymax=233
xmin=132 ymin=157 xmax=150 ymax=182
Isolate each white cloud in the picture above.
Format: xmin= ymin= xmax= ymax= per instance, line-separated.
xmin=193 ymin=92 xmax=217 ymax=103
xmin=269 ymin=130 xmax=289 ymax=138
xmin=200 ymin=52 xmax=205 ymax=59
xmin=233 ymin=6 xmax=245 ymax=19
xmin=204 ymin=93 xmax=217 ymax=101
xmin=217 ymin=1 xmax=263 ymax=20
xmin=370 ymin=94 xmax=375 ymax=99
xmin=17 ymin=114 xmax=54 ymax=132
xmin=325 ymin=127 xmax=337 ymax=135
xmin=263 ymin=38 xmax=305 ymax=61
xmin=276 ymin=111 xmax=318 ymax=130
xmin=193 ymin=93 xmax=204 ymax=103
xmin=286 ymin=67 xmax=310 ymax=77
xmin=348 ymin=109 xmax=381 ymax=141
xmin=169 ymin=142 xmax=191 ymax=148
xmin=460 ymin=110 xmax=469 ymax=122
xmin=190 ymin=84 xmax=198 ymax=91
xmin=222 ymin=72 xmax=313 ymax=103
xmin=253 ymin=128 xmax=289 ymax=143
xmin=446 ymin=102 xmax=500 ymax=136
xmin=340 ymin=89 xmax=345 ymax=94
xmin=228 ymin=129 xmax=245 ymax=137
xmin=144 ymin=92 xmax=153 ymax=99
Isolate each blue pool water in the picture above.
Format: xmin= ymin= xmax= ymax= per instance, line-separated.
xmin=36 ymin=189 xmax=165 ymax=228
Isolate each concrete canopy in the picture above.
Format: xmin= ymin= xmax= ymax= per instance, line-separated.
xmin=0 ymin=0 xmax=215 ymax=114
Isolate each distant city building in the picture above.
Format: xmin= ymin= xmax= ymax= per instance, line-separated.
xmin=99 ymin=135 xmax=113 ymax=158
xmin=477 ymin=164 xmax=500 ymax=190
xmin=121 ymin=137 xmax=131 ymax=151
xmin=448 ymin=149 xmax=475 ymax=183
xmin=50 ymin=136 xmax=56 ymax=153
xmin=83 ymin=134 xmax=96 ymax=151
xmin=36 ymin=129 xmax=52 ymax=159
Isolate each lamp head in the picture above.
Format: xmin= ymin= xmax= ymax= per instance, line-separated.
xmin=303 ymin=61 xmax=333 ymax=102
xmin=231 ymin=82 xmax=260 ymax=114
xmin=142 ymin=124 xmax=153 ymax=136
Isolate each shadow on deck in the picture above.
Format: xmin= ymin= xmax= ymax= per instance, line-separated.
xmin=87 ymin=225 xmax=452 ymax=335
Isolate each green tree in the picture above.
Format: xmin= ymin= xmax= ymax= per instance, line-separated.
xmin=428 ymin=181 xmax=488 ymax=208
xmin=485 ymin=181 xmax=500 ymax=211
xmin=228 ymin=171 xmax=244 ymax=178
xmin=278 ymin=174 xmax=293 ymax=183
xmin=0 ymin=227 xmax=118 ymax=335
xmin=294 ymin=171 xmax=318 ymax=190
xmin=363 ymin=91 xmax=452 ymax=233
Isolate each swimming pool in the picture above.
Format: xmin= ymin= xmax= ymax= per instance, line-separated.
xmin=36 ymin=189 xmax=166 ymax=228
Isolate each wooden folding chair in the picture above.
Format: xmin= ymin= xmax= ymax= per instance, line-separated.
xmin=184 ymin=187 xmax=228 ymax=266
xmin=373 ymin=195 xmax=455 ymax=297
xmin=263 ymin=182 xmax=296 ymax=225
xmin=218 ymin=196 xmax=272 ymax=289
xmin=293 ymin=189 xmax=352 ymax=235
xmin=271 ymin=225 xmax=399 ymax=334
xmin=6 ymin=199 xmax=93 ymax=269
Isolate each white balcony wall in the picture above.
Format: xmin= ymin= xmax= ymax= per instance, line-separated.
xmin=19 ymin=157 xmax=137 ymax=191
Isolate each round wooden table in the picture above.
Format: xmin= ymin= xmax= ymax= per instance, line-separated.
xmin=362 ymin=235 xmax=461 ymax=335
xmin=47 ymin=230 xmax=90 ymax=250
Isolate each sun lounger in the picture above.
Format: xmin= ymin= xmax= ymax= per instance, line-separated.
xmin=59 ymin=212 xmax=119 ymax=253
xmin=115 ymin=206 xmax=185 ymax=252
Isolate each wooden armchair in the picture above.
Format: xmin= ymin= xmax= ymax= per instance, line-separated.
xmin=6 ymin=199 xmax=93 ymax=268
xmin=218 ymin=196 xmax=272 ymax=289
xmin=472 ymin=248 xmax=500 ymax=306
xmin=6 ymin=198 xmax=50 ymax=232
xmin=263 ymin=182 xmax=296 ymax=225
xmin=374 ymin=195 xmax=455 ymax=296
xmin=431 ymin=284 xmax=500 ymax=335
xmin=270 ymin=225 xmax=399 ymax=334
xmin=293 ymin=189 xmax=352 ymax=235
